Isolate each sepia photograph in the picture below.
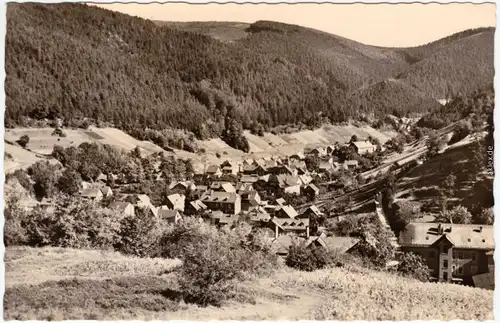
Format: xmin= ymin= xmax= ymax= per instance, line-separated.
xmin=3 ymin=1 xmax=495 ymax=321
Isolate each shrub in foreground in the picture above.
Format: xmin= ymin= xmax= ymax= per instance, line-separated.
xmin=397 ymin=252 xmax=431 ymax=282
xmin=161 ymin=219 xmax=278 ymax=306
xmin=285 ymin=242 xmax=342 ymax=272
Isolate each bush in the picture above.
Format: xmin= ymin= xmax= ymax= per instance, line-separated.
xmin=4 ymin=195 xmax=29 ymax=246
xmin=116 ymin=207 xmax=165 ymax=257
xmin=57 ymin=168 xmax=82 ymax=195
xmin=28 ymin=161 xmax=62 ymax=199
xmin=435 ymin=205 xmax=473 ymax=224
xmin=397 ymin=252 xmax=430 ymax=282
xmin=178 ymin=238 xmax=243 ymax=306
xmin=17 ymin=135 xmax=29 ymax=148
xmin=473 ymin=207 xmax=494 ymax=225
xmin=285 ymin=242 xmax=338 ymax=272
xmin=22 ymin=197 xmax=121 ymax=249
xmin=51 ymin=128 xmax=66 ymax=137
xmin=161 ymin=218 xmax=277 ymax=306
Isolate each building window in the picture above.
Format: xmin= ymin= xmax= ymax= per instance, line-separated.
xmin=443 ymin=260 xmax=448 ymax=269
xmin=453 ymin=252 xmax=456 ymax=259
xmin=458 ymin=252 xmax=464 ymax=260
xmin=458 ymin=266 xmax=463 ymax=275
xmin=443 ymin=272 xmax=448 ymax=281
xmin=471 ymin=252 xmax=476 ymax=261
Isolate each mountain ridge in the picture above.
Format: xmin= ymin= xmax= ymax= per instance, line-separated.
xmin=5 ymin=3 xmax=494 ymax=151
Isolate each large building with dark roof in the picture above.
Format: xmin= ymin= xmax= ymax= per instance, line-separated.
xmin=399 ymin=222 xmax=494 ymax=283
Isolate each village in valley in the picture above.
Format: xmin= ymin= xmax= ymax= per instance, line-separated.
xmin=7 ymin=121 xmax=494 ymax=289
xmin=3 ymin=2 xmax=495 ymax=321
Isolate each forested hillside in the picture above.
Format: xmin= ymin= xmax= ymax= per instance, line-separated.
xmin=396 ymin=29 xmax=494 ymax=98
xmin=5 ymin=3 xmax=494 ymax=149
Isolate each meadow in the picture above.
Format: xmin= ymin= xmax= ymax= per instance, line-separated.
xmin=4 ymin=246 xmax=493 ymax=321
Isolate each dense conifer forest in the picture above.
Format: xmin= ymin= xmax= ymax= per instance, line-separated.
xmin=5 ymin=3 xmax=494 ymax=148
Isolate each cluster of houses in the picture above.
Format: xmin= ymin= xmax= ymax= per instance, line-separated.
xmin=70 ymin=145 xmax=377 ymax=256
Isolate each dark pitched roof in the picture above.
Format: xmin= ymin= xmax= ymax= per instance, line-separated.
xmin=323 ymin=236 xmax=361 ymax=253
xmin=158 ymin=209 xmax=180 ymax=219
xmin=206 ymin=165 xmax=221 ymax=173
xmin=201 ymin=191 xmax=240 ymax=204
xmin=275 ymin=205 xmax=299 ymax=219
xmin=272 ymin=216 xmax=309 ymax=230
xmin=81 ymin=188 xmax=102 ymax=198
xmin=240 ymin=175 xmax=259 ymax=183
xmin=472 ymin=271 xmax=495 ymax=290
xmin=305 ymin=183 xmax=319 ymax=193
xmin=189 ymin=199 xmax=207 ymax=211
xmin=399 ymin=223 xmax=494 ymax=250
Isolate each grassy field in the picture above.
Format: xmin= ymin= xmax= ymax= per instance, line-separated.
xmin=4 ymin=123 xmax=396 ymax=174
xmin=4 ymin=246 xmax=494 ymax=321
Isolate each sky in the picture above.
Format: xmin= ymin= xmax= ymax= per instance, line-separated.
xmin=93 ymin=3 xmax=495 ymax=47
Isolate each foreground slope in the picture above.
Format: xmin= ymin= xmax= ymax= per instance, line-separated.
xmin=4 ymin=246 xmax=494 ymax=321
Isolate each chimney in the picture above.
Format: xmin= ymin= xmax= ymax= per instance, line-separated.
xmin=479 ymin=226 xmax=483 ymax=233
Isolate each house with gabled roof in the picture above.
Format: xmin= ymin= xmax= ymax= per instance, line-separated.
xmin=220 ymin=160 xmax=239 ymax=176
xmin=165 ymin=193 xmax=186 ymax=212
xmin=193 ymin=185 xmax=208 ymax=199
xmin=298 ymin=174 xmax=313 ymax=186
xmin=399 ymin=223 xmax=494 ymax=283
xmin=100 ymin=186 xmax=113 ymax=198
xmin=206 ymin=165 xmax=222 ymax=177
xmin=210 ymin=182 xmax=237 ymax=193
xmin=109 ymin=201 xmax=135 ymax=218
xmin=240 ymin=175 xmax=259 ymax=183
xmin=270 ymin=174 xmax=301 ymax=195
xmin=301 ymin=205 xmax=324 ymax=219
xmin=242 ymin=164 xmax=268 ymax=176
xmin=185 ymin=199 xmax=208 ymax=215
xmin=247 ymin=206 xmax=271 ymax=223
xmin=81 ymin=188 xmax=103 ymax=202
xmin=308 ymin=147 xmax=327 ymax=157
xmin=209 ymin=210 xmax=240 ymax=227
xmin=243 ymin=158 xmax=254 ymax=166
xmin=275 ymin=197 xmax=287 ymax=206
xmin=169 ymin=181 xmax=196 ymax=193
xmin=127 ymin=194 xmax=153 ymax=209
xmin=201 ymin=191 xmax=241 ymax=215
xmin=302 ymin=183 xmax=320 ymax=197
xmin=158 ymin=209 xmax=183 ymax=225
xmin=350 ymin=141 xmax=376 ymax=155
xmin=274 ymin=204 xmax=299 ymax=219
xmin=326 ymin=145 xmax=336 ymax=155
xmin=318 ymin=161 xmax=335 ymax=174
xmin=241 ymin=190 xmax=262 ymax=211
xmin=236 ymin=182 xmax=254 ymax=194
xmin=270 ymin=216 xmax=310 ymax=239
xmin=269 ymin=165 xmax=297 ymax=176
xmin=344 ymin=160 xmax=359 ymax=170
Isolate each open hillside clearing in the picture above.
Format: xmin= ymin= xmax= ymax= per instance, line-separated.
xmin=4 ymin=246 xmax=493 ymax=321
xmin=4 ymin=123 xmax=396 ymax=174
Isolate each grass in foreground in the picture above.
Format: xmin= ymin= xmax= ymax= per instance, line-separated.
xmin=4 ymin=246 xmax=494 ymax=321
